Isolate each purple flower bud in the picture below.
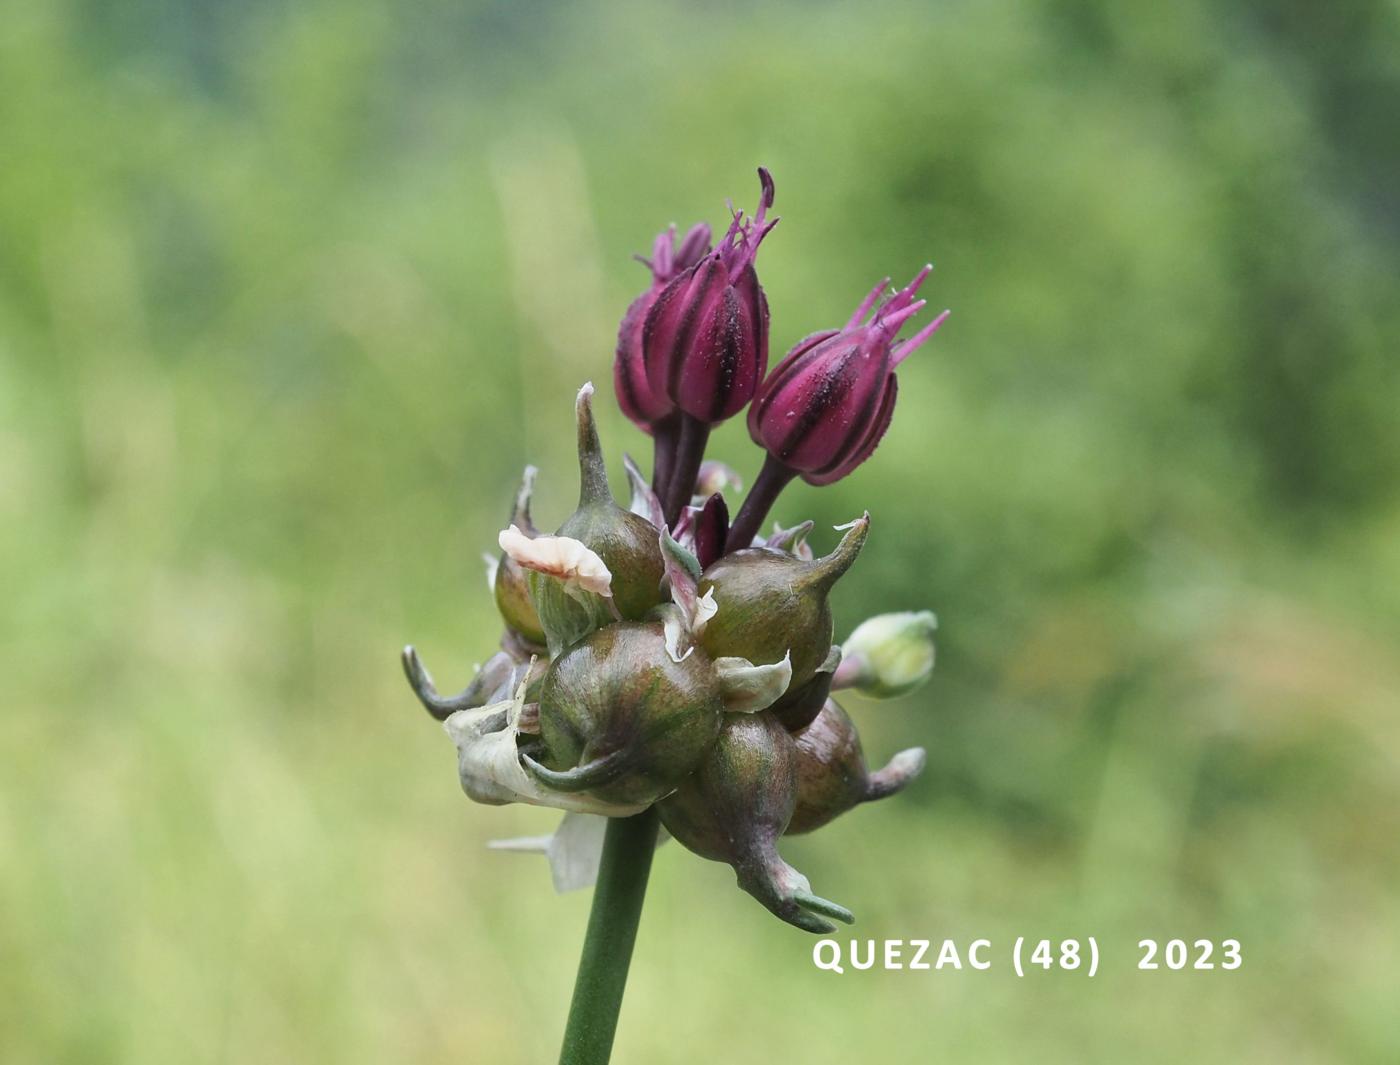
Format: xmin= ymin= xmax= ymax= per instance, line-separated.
xmin=747 ymin=267 xmax=949 ymax=486
xmin=692 ymin=492 xmax=729 ymax=570
xmin=614 ymin=222 xmax=712 ymax=433
xmin=642 ymin=168 xmax=777 ymax=425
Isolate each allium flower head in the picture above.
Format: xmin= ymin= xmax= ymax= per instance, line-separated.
xmin=748 ymin=266 xmax=949 ymax=485
xmin=403 ymin=167 xmax=949 ymax=945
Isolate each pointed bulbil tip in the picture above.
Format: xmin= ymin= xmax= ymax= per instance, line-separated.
xmin=574 ymin=382 xmax=613 ymax=506
xmin=793 ymin=890 xmax=855 ymax=926
xmin=807 ymin=513 xmax=871 ymax=590
xmin=521 ymin=748 xmax=630 ymax=794
xmin=401 ymin=645 xmax=446 ymax=719
xmin=576 ymin=380 xmax=596 ymax=411
xmin=510 ymin=465 xmax=539 ymax=530
xmin=864 ymin=747 xmax=928 ymax=801
xmin=402 ymin=644 xmax=496 ymax=721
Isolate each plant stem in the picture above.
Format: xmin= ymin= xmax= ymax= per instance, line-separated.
xmin=662 ymin=414 xmax=710 ymax=527
xmin=557 ymin=808 xmax=660 ymax=1065
xmin=725 ymin=454 xmax=797 ymax=552
xmin=650 ymin=415 xmax=680 ymax=508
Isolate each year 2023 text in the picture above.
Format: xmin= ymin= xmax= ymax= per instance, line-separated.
xmin=812 ymin=938 xmax=1242 ymax=976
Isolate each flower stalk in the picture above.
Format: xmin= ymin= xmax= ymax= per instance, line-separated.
xmin=557 ymin=808 xmax=660 ymax=1065
xmin=662 ymin=413 xmax=712 ymax=526
xmin=725 ymin=453 xmax=798 ymax=552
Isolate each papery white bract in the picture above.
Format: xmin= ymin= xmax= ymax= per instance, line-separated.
xmin=444 ymin=669 xmax=645 ymax=816
xmin=498 ymin=525 xmax=614 ymax=601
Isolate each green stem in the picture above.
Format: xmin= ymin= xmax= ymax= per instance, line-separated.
xmin=557 ymin=808 xmax=660 ymax=1065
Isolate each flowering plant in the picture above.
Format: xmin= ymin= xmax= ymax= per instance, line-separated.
xmin=402 ymin=169 xmax=947 ymax=1064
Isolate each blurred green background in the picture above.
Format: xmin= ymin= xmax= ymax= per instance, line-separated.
xmin=4 ymin=0 xmax=1399 ymax=1061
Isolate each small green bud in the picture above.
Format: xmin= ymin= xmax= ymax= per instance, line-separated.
xmin=658 ymin=712 xmax=855 ymax=934
xmin=490 ymin=466 xmax=548 ymax=648
xmin=524 ymin=621 xmax=723 ymax=806
xmin=838 ymin=610 xmax=937 ymax=699
xmin=698 ymin=514 xmax=869 ymax=695
xmin=530 ymin=384 xmax=666 ymax=653
xmin=787 ymin=699 xmax=926 ymax=835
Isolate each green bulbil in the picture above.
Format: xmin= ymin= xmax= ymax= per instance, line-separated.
xmin=528 ymin=621 xmax=723 ymax=806
xmin=698 ymin=515 xmax=869 ymax=694
xmin=532 ymin=385 xmax=666 ymax=653
xmin=492 ymin=467 xmax=548 ymax=648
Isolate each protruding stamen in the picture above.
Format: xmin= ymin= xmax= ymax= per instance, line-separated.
xmin=892 ymin=309 xmax=951 ymax=366
xmin=720 ymin=168 xmax=780 ymax=283
xmin=847 ymin=277 xmax=892 ymax=329
xmin=875 ymin=297 xmax=928 ymax=337
xmin=886 ymin=263 xmax=934 ymax=313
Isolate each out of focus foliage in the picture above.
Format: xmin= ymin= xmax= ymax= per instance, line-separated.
xmin=2 ymin=0 xmax=1398 ymax=1062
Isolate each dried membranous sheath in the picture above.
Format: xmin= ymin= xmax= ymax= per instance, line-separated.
xmin=402 ymin=166 xmax=947 ymax=935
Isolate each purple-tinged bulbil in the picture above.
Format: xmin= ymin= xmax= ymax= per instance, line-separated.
xmin=658 ymin=712 xmax=854 ymax=934
xmin=787 ymin=699 xmax=926 ymax=834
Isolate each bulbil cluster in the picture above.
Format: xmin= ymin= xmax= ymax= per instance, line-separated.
xmin=403 ymin=169 xmax=946 ymax=933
